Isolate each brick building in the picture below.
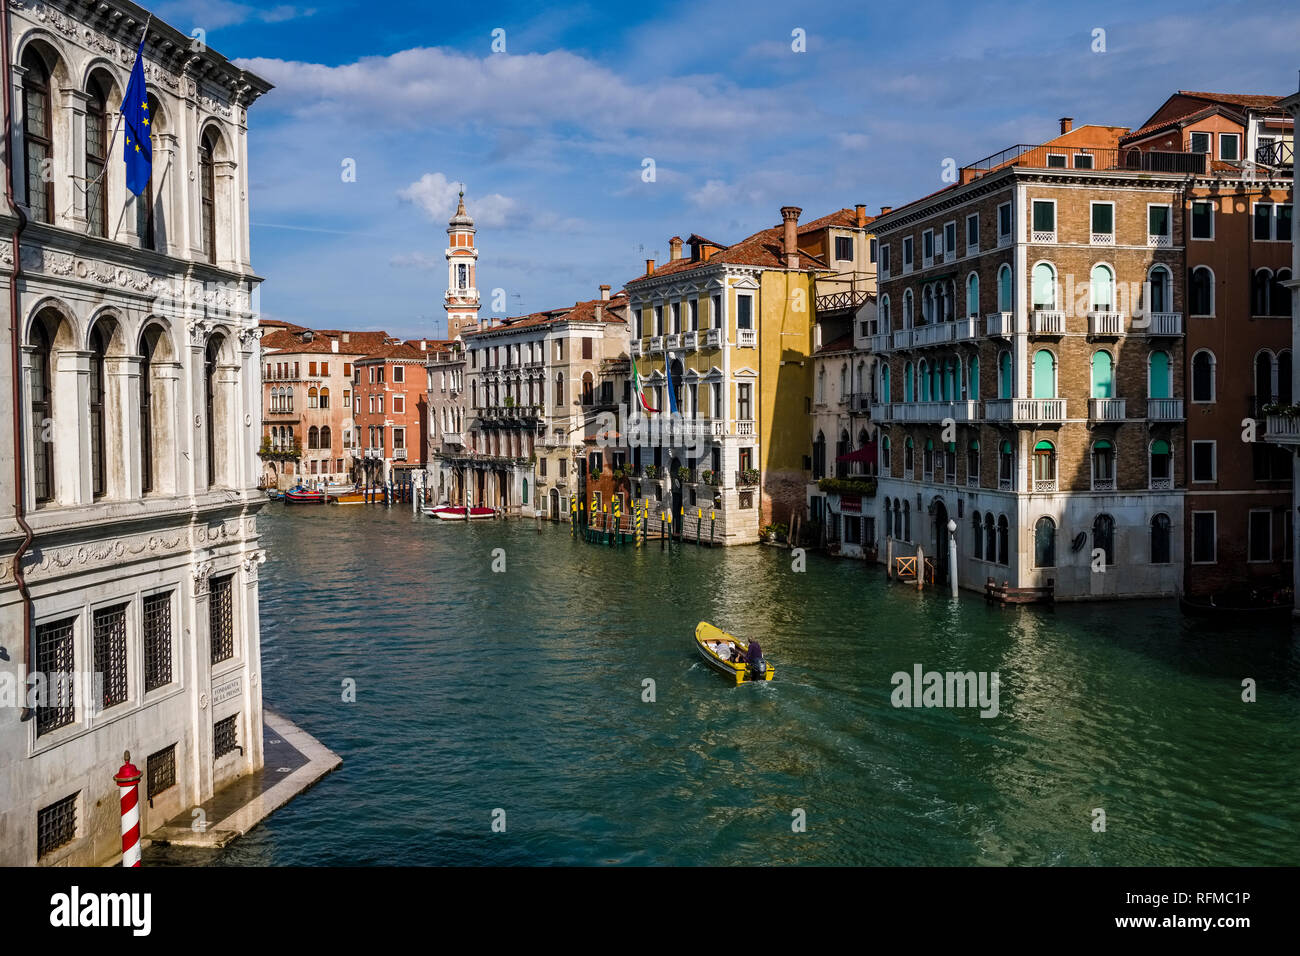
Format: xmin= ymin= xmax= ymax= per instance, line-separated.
xmin=353 ymin=343 xmax=431 ymax=486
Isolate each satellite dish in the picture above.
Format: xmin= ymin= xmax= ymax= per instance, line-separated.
xmin=1071 ymin=531 xmax=1088 ymax=552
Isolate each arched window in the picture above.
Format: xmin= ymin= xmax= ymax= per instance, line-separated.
xmin=1032 ymin=263 xmax=1057 ymax=310
xmin=319 ymin=386 xmax=330 ymax=410
xmin=972 ymin=511 xmax=983 ymax=559
xmin=813 ymin=430 xmax=826 ymax=480
xmin=308 ymin=426 xmax=319 ymax=449
xmin=1191 ymin=350 xmax=1216 ymax=403
xmin=998 ymin=350 xmax=1012 ymax=399
xmin=136 ymin=94 xmax=161 ymax=249
xmin=1255 ymin=350 xmax=1275 ymax=406
xmin=997 ymin=514 xmax=1009 ymax=564
xmin=1149 ymin=439 xmax=1172 ymax=489
xmin=1092 ymin=439 xmax=1115 ymax=490
xmin=1148 ymin=351 xmax=1171 ymax=399
xmin=287 ymin=385 xmax=294 ymax=412
xmin=816 ymin=366 xmax=825 ymax=402
xmin=1253 ymin=268 xmax=1272 ymax=317
xmin=943 ymin=358 xmax=955 ymax=401
xmin=1273 ymin=269 xmax=1293 ymax=318
xmin=29 ymin=316 xmax=54 ymax=502
xmin=200 ymin=130 xmax=218 ymax=264
xmin=1034 ymin=516 xmax=1056 ymax=568
xmin=1150 ymin=513 xmax=1172 ymax=564
xmin=966 ymin=273 xmax=979 ymax=318
xmin=204 ymin=336 xmax=222 ymax=487
xmin=308 ymin=386 xmax=319 ymax=409
xmin=86 ymin=75 xmax=111 ymax=238
xmin=839 ymin=363 xmax=848 ymax=399
xmin=922 ymin=286 xmax=934 ymax=324
xmin=903 ymin=289 xmax=914 ymax=328
xmin=998 ymin=439 xmax=1013 ymax=489
xmin=967 ymin=439 xmax=980 ymax=486
xmin=904 ymin=436 xmax=915 ymax=474
xmin=880 ymin=295 xmax=891 ymax=330
xmin=21 ymin=48 xmax=54 ymax=223
xmin=554 ymin=372 xmax=564 ymax=408
xmin=996 ymin=264 xmax=1012 ymax=313
xmin=1091 ymin=350 xmax=1114 ymax=398
xmin=1033 ymin=439 xmax=1056 ymax=489
xmin=320 ymin=426 xmax=331 ymax=450
xmin=881 ymin=365 xmax=891 ymax=403
xmin=1147 ymin=265 xmax=1171 ymax=314
xmin=1093 ymin=513 xmax=1115 ymax=565
xmin=984 ymin=513 xmax=996 ymax=562
xmin=918 ymin=360 xmax=930 ymax=401
xmin=969 ymin=355 xmax=979 ymax=400
xmin=923 ymin=437 xmax=935 ymax=476
xmin=1032 ymin=349 xmax=1056 ymax=399
xmin=904 ymin=361 xmax=915 ymax=402
xmin=881 ymin=435 xmax=891 ymax=470
xmin=89 ymin=324 xmax=108 ymax=498
xmin=1090 ymin=264 xmax=1115 ymax=311
xmin=1189 ymin=266 xmax=1213 ymax=316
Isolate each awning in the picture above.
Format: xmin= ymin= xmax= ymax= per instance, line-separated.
xmin=835 ymin=442 xmax=877 ymax=465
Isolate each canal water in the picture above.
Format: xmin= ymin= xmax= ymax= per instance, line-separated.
xmin=152 ymin=505 xmax=1300 ymax=866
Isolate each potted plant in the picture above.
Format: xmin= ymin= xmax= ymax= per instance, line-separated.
xmin=643 ymin=464 xmax=659 ymax=479
xmin=676 ymin=466 xmax=692 ymax=482
xmin=739 ymin=467 xmax=760 ymax=486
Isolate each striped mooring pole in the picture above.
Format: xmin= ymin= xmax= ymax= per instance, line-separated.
xmin=114 ymin=751 xmax=143 ymax=867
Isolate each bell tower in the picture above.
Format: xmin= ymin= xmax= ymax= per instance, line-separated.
xmin=445 ymin=187 xmax=480 ymax=339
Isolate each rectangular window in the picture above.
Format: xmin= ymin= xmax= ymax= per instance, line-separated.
xmin=1248 ymin=510 xmax=1272 ymax=562
xmin=393 ymin=427 xmax=405 ymax=450
xmin=902 ymin=236 xmax=913 ymax=268
xmin=209 ymin=574 xmax=235 ymax=664
xmin=1279 ymin=205 xmax=1293 ymax=242
xmin=35 ymin=617 xmax=76 ymax=736
xmin=922 ymin=229 xmax=934 ymax=260
xmin=880 ymin=244 xmax=890 ymax=275
xmin=737 ymin=295 xmax=753 ymax=330
xmin=377 ymin=395 xmax=384 ymax=414
xmin=1190 ymin=131 xmax=1211 ymax=154
xmin=689 ymin=299 xmax=699 ymax=330
xmin=582 ymin=337 xmax=593 ymax=359
xmin=1148 ymin=205 xmax=1171 ymax=238
xmin=1192 ymin=511 xmax=1217 ymax=563
xmin=835 ymin=236 xmax=853 ymax=261
xmin=37 ymin=793 xmax=78 ymax=858
xmin=393 ymin=395 xmax=405 ymax=414
xmin=343 ymin=363 xmax=351 ymax=377
xmin=1219 ymin=133 xmax=1240 ymax=161
xmin=559 ymin=457 xmax=567 ymax=478
xmin=1191 ymin=201 xmax=1214 ymax=240
xmin=943 ymin=221 xmax=956 ymax=257
xmin=1254 ymin=203 xmax=1273 ymax=240
xmin=1192 ymin=441 xmax=1216 ymax=482
xmin=869 ymin=237 xmax=878 ymax=263
xmin=1091 ymin=202 xmax=1114 ymax=236
xmin=539 ymin=457 xmax=547 ymax=477
xmin=92 ymin=603 xmax=129 ymax=711
xmin=1073 ymin=153 xmax=1094 ymax=169
xmin=1046 ymin=153 xmax=1067 ymax=168
xmin=308 ymin=362 xmax=317 ymax=376
xmin=966 ymin=213 xmax=979 ymax=251
xmin=997 ymin=202 xmax=1012 ymax=242
xmin=737 ymin=383 xmax=752 ymax=421
xmin=393 ymin=365 xmax=404 ymax=383
xmin=321 ymin=362 xmax=329 ymax=376
xmin=143 ymin=590 xmax=173 ymax=692
xmin=213 ymin=714 xmax=238 ymax=759
xmin=147 ymin=744 xmax=177 ymax=799
xmin=1032 ymin=200 xmax=1055 ymax=233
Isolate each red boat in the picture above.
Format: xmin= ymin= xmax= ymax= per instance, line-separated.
xmin=284 ymin=487 xmax=328 ymax=505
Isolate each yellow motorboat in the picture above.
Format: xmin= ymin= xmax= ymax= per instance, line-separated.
xmin=694 ymin=622 xmax=774 ymax=684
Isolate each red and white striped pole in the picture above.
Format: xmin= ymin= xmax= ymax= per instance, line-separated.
xmin=113 ymin=750 xmax=143 ymax=868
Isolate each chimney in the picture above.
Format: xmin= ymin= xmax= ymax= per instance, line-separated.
xmin=342 ymin=332 xmax=350 ymax=344
xmin=599 ymin=284 xmax=610 ymax=301
xmin=669 ymin=236 xmax=683 ymax=260
xmin=880 ymin=205 xmax=892 ymax=217
xmin=595 ymin=304 xmax=603 ymax=321
xmin=855 ymin=204 xmax=867 ymax=228
xmin=645 ymin=258 xmax=655 ymax=276
xmin=1059 ymin=117 xmax=1073 ymax=135
xmin=780 ymin=206 xmax=801 ymax=269
xmin=420 ymin=339 xmax=427 ymax=351
xmin=331 ymin=339 xmax=339 ymax=353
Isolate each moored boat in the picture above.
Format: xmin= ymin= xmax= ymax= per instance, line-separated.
xmin=694 ymin=621 xmax=774 ymax=684
xmin=1178 ymin=590 xmax=1293 ymax=621
xmin=433 ymin=506 xmax=495 ymax=520
xmin=330 ymin=491 xmax=368 ymax=505
xmin=284 ymin=487 xmax=328 ymax=505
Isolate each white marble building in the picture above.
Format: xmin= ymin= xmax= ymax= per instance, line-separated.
xmin=0 ymin=0 xmax=271 ymax=865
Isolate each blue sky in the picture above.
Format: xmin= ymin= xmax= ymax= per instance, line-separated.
xmin=157 ymin=0 xmax=1300 ymax=340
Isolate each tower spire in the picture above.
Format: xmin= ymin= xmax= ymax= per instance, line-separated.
xmin=444 ymin=185 xmax=479 ymax=339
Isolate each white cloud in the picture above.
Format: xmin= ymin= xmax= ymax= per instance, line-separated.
xmin=397 ymin=173 xmax=519 ymax=228
xmin=157 ymin=0 xmax=316 ymax=31
xmin=389 ymin=251 xmax=442 ymax=271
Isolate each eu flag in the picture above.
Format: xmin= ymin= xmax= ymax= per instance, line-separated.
xmin=120 ymin=39 xmax=152 ymax=196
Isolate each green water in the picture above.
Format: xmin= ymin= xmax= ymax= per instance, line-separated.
xmin=153 ymin=506 xmax=1300 ymax=865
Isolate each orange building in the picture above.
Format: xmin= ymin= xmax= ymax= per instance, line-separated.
xmin=352 ymin=342 xmax=432 ymax=486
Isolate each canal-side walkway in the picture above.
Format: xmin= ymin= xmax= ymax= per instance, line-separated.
xmin=141 ymin=710 xmax=340 ymax=853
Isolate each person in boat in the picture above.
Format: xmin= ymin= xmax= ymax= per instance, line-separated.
xmin=734 ymin=639 xmax=761 ymax=664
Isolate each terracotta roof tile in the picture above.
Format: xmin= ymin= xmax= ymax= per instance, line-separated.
xmin=463 ymin=295 xmax=627 ymax=338
xmin=816 ymin=332 xmax=855 ymax=354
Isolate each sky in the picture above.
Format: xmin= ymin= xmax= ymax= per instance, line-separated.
xmin=155 ymin=0 xmax=1300 ymax=340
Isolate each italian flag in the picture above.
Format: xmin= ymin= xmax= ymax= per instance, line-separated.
xmin=631 ymin=357 xmax=658 ymax=413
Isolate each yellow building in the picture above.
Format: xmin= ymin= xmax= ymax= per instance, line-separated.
xmin=623 ymin=206 xmax=876 ymax=543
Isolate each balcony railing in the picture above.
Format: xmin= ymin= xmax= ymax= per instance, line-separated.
xmin=986 ymin=312 xmax=1017 ymax=337
xmin=649 ymin=336 xmax=664 ymax=353
xmin=665 ymin=333 xmax=682 ymax=350
xmin=704 ymin=328 xmax=722 ymax=349
xmin=678 ymin=419 xmax=726 ymax=439
xmin=869 ymin=332 xmax=890 ymax=353
xmin=1145 ymin=312 xmax=1183 ymax=336
xmin=682 ymin=331 xmax=698 ymax=350
xmin=985 ymin=398 xmax=1066 ymax=423
xmin=1088 ymin=311 xmax=1125 ymax=336
xmin=1092 ymin=477 xmax=1116 ymax=491
xmin=1147 ymin=233 xmax=1172 ymax=248
xmin=962 ymin=143 xmax=1209 ymax=177
xmin=912 ymin=322 xmax=954 ymax=347
xmin=1150 ymin=477 xmax=1174 ymax=491
xmin=735 ymin=419 xmax=755 ymax=437
xmin=1266 ymin=415 xmax=1300 ymax=444
xmin=393 ymin=448 xmax=408 ymax=461
xmin=630 ymin=340 xmax=642 ymax=357
xmin=1090 ymin=232 xmax=1115 ymax=246
xmin=1147 ymin=398 xmax=1184 ymax=420
xmin=891 ymin=400 xmax=978 ymax=423
xmin=737 ymin=328 xmax=757 ymax=347
xmin=1032 ymin=310 xmax=1065 ymax=334
xmin=870 ymin=402 xmax=892 ymax=422
xmin=954 ymin=316 xmax=978 ymax=341
xmin=1256 ymin=140 xmax=1294 ymax=168
xmin=1031 ymin=230 xmax=1056 ymax=244
xmin=892 ymin=328 xmax=913 ymax=350
xmin=442 ymin=433 xmax=464 ymax=446
xmin=364 ymin=447 xmax=383 ymax=459
xmin=1089 ymin=397 xmax=1126 ymax=421
xmin=1033 ymin=478 xmax=1058 ymax=493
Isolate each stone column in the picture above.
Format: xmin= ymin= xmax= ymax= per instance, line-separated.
xmin=61 ymin=88 xmax=90 ymax=229
xmin=56 ymin=349 xmax=92 ymax=507
xmin=153 ymin=132 xmax=179 ymax=254
xmin=105 ymin=354 xmax=142 ymax=498
xmin=153 ymin=360 xmax=184 ymax=496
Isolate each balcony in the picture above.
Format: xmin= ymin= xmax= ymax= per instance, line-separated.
xmin=678 ymin=419 xmax=726 ymax=440
xmin=442 ymin=432 xmax=464 ymax=446
xmin=1033 ymin=478 xmax=1058 ymax=493
xmin=704 ymin=328 xmax=722 ymax=349
xmin=737 ymin=328 xmax=757 ymax=348
xmin=1090 ymin=232 xmax=1115 ymax=246
xmin=869 ymin=332 xmax=890 ymax=353
xmin=1256 ymin=140 xmax=1294 ymax=168
xmin=1146 ymin=312 xmax=1183 ymax=336
xmin=734 ymin=419 xmax=755 ymax=437
xmin=1150 ymin=477 xmax=1174 ymax=491
xmin=682 ymin=331 xmax=698 ymax=350
xmin=986 ymin=312 xmax=1018 ymax=338
xmin=1088 ymin=311 xmax=1125 ymax=336
xmin=1088 ymin=398 xmax=1126 ymax=422
xmin=892 ymin=328 xmax=913 ymax=350
xmin=870 ymin=402 xmax=892 ymax=422
xmin=891 ymin=400 xmax=978 ymax=423
xmin=666 ymin=333 xmax=682 ymax=350
xmin=912 ymin=322 xmax=954 ymax=347
xmin=1031 ymin=230 xmax=1056 ymax=244
xmin=1032 ymin=310 xmax=1065 ymax=335
xmin=393 ymin=448 xmax=408 ymax=461
xmin=1147 ymin=398 xmax=1184 ymax=421
xmin=630 ymin=340 xmax=642 ymax=357
xmin=953 ymin=316 xmax=979 ymax=341
xmin=364 ymin=447 xmax=383 ymax=459
xmin=1147 ymin=232 xmax=1172 ymax=248
xmin=649 ymin=336 xmax=664 ymax=353
xmin=985 ymin=398 xmax=1066 ymax=423
xmin=1266 ymin=415 xmax=1300 ymax=445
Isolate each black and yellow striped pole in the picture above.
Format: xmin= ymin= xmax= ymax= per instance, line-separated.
xmin=710 ymin=509 xmax=716 ymax=546
xmin=696 ymin=507 xmax=702 ymax=547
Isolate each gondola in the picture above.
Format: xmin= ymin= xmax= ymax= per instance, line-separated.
xmin=1178 ymin=590 xmax=1293 ymax=622
xmin=694 ymin=621 xmax=774 ymax=684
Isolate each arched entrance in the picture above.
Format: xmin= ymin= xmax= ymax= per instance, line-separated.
xmin=931 ymin=498 xmax=950 ymax=585
xmin=669 ymin=456 xmax=683 ymax=533
xmin=550 ymin=488 xmax=560 ymax=521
